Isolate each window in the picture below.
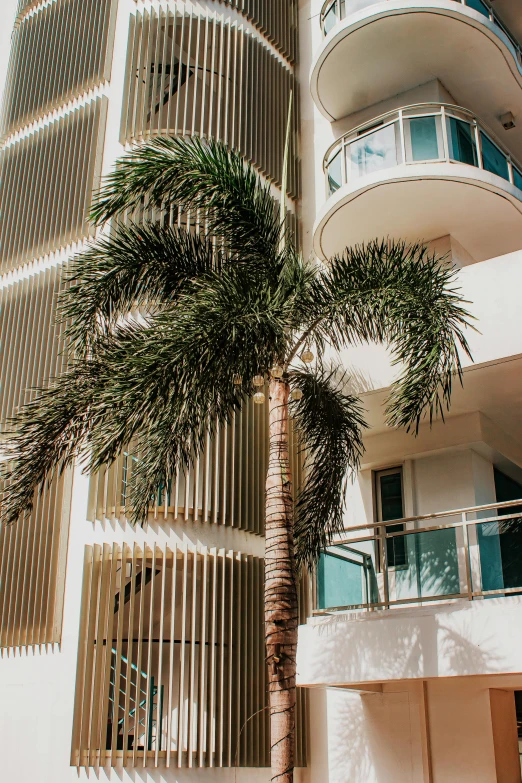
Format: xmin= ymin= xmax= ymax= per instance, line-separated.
xmin=447 ymin=117 xmax=478 ymax=167
xmin=405 ymin=116 xmax=442 ymax=162
xmin=375 ymin=468 xmax=407 ymax=568
xmin=480 ymin=132 xmax=510 ymax=181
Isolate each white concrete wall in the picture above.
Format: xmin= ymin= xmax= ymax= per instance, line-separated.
xmin=301 ymin=674 xmax=522 ymax=783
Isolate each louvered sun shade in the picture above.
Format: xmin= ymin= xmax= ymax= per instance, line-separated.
xmin=2 ymin=0 xmax=117 ymax=138
xmin=88 ymin=402 xmax=304 ymax=537
xmin=0 ymin=265 xmax=69 ymax=429
xmin=71 ymin=543 xmax=308 ymax=768
xmin=0 ymin=98 xmax=107 ymax=273
xmin=0 ymin=472 xmax=73 ymax=649
xmin=219 ymin=0 xmax=298 ymax=62
xmin=121 ymin=7 xmax=300 ymax=199
xmin=0 ymin=266 xmax=72 ymax=650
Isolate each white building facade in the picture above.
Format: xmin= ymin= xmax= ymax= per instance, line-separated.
xmin=297 ymin=1 xmax=522 ymax=781
xmin=2 ymin=0 xmax=522 ymax=781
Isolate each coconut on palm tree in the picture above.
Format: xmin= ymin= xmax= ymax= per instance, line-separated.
xmin=0 ymin=137 xmax=472 ymax=782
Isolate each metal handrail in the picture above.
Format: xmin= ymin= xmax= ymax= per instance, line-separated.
xmin=320 ymin=0 xmax=522 ymax=65
xmin=323 ymin=102 xmax=522 ymax=197
xmin=334 ymin=496 xmax=522 ymax=535
xmin=315 ymin=496 xmax=522 ymax=615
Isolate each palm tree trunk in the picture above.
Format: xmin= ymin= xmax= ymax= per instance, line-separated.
xmin=265 ymin=377 xmax=298 ymax=783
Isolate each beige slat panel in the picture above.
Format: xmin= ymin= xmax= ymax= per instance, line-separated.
xmin=0 ymin=97 xmax=108 ymax=273
xmin=0 ymin=266 xmax=69 ymax=429
xmin=0 ymin=470 xmax=73 ymax=649
xmin=88 ymin=398 xmax=269 ymax=536
xmin=1 ymin=0 xmax=117 ymax=139
xmin=120 ymin=8 xmax=299 ymax=199
xmin=72 ymin=542 xmax=294 ymax=768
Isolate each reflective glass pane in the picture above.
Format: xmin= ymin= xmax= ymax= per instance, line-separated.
xmin=480 ymin=132 xmax=509 ymax=181
xmin=465 ymin=0 xmax=490 ymax=17
xmin=317 ymin=543 xmax=379 ymax=609
xmin=513 ymin=166 xmax=522 ymax=191
xmin=408 ymin=116 xmax=440 ymax=162
xmin=475 ymin=516 xmax=522 ymax=592
xmin=388 ymin=528 xmax=460 ymax=602
xmin=348 ymin=123 xmax=398 ymax=179
xmin=327 ymin=150 xmax=342 ymax=194
xmin=448 ymin=118 xmax=478 ymax=167
xmin=323 ymin=2 xmax=339 ymax=34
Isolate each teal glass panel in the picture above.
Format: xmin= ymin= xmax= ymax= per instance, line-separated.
xmin=465 ymin=0 xmax=490 ymax=17
xmin=513 ymin=166 xmax=522 ymax=191
xmin=327 ymin=150 xmax=342 ymax=194
xmin=409 ymin=116 xmax=440 ymax=161
xmin=317 ymin=545 xmax=377 ymax=609
xmin=476 ymin=469 xmax=522 ymax=592
xmin=448 ymin=118 xmax=478 ymax=166
xmin=480 ymin=132 xmax=509 ymax=181
xmin=348 ymin=123 xmax=398 ymax=179
xmin=393 ymin=528 xmax=460 ymax=601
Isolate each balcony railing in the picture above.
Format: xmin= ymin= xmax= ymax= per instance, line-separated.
xmin=315 ymin=498 xmax=522 ymax=614
xmin=324 ymin=103 xmax=522 ymax=197
xmin=320 ymin=0 xmax=522 ymax=65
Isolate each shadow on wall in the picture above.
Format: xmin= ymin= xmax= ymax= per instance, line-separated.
xmin=308 ymin=605 xmax=503 ymax=685
xmin=325 ymin=686 xmax=424 ymax=783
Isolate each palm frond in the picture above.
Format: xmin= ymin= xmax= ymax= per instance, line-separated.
xmin=312 ymin=239 xmax=474 ymax=432
xmin=290 ymin=363 xmax=367 ymax=570
xmin=90 ymin=136 xmax=283 ymax=263
xmin=61 ymin=222 xmax=221 ymax=353
xmin=0 ymin=364 xmax=101 ymax=526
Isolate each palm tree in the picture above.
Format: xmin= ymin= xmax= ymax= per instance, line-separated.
xmin=0 ymin=137 xmax=472 ymax=782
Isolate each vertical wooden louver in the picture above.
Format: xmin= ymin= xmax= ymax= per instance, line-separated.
xmin=0 ymin=98 xmax=107 ymax=273
xmin=71 ymin=543 xmax=308 ymax=768
xmin=0 ymin=472 xmax=73 ymax=649
xmin=88 ymin=401 xmax=304 ymax=538
xmin=121 ymin=7 xmax=300 ymax=198
xmin=2 ymin=0 xmax=117 ymax=138
xmin=0 ymin=266 xmax=69 ymax=428
xmin=219 ymin=0 xmax=298 ymax=62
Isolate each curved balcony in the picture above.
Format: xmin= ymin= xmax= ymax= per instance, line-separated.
xmin=313 ymin=104 xmax=522 ymax=262
xmin=311 ymin=0 xmax=522 ymax=150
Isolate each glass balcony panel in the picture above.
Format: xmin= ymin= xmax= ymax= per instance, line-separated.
xmin=327 ymin=149 xmax=343 ymax=194
xmin=323 ymin=2 xmax=339 ymax=35
xmin=387 ymin=528 xmax=460 ymax=602
xmin=480 ymin=131 xmax=510 ymax=181
xmin=317 ymin=542 xmax=380 ymax=610
xmin=465 ymin=0 xmax=491 ymax=18
xmin=405 ymin=115 xmax=442 ymax=162
xmin=347 ymin=122 xmax=399 ymax=180
xmin=513 ymin=166 xmax=522 ymax=191
xmin=475 ymin=515 xmax=522 ymax=592
xmin=447 ymin=117 xmax=478 ymax=166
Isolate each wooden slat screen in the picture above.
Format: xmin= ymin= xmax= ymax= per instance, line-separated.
xmin=219 ymin=0 xmax=298 ymax=62
xmin=71 ymin=542 xmax=307 ymax=768
xmin=2 ymin=0 xmax=117 ymax=139
xmin=88 ymin=399 xmax=304 ymax=538
xmin=71 ymin=543 xmax=267 ymax=767
xmin=0 ymin=266 xmax=69 ymax=429
xmin=0 ymin=471 xmax=73 ymax=649
xmin=121 ymin=7 xmax=300 ymax=199
xmin=0 ymin=97 xmax=108 ymax=273
xmin=88 ymin=398 xmax=270 ymax=536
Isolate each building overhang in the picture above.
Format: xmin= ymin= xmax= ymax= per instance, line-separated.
xmin=297 ymin=596 xmax=522 ymax=687
xmin=313 ymin=163 xmax=522 ymax=262
xmin=311 ymin=1 xmax=522 ymax=160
